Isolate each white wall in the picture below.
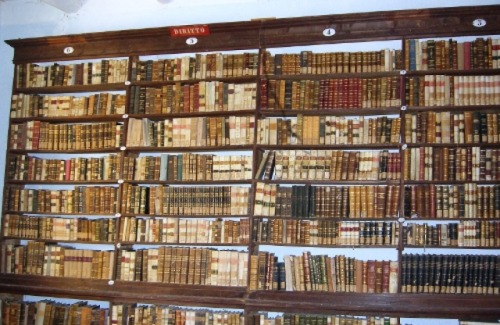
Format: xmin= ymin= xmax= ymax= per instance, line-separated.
xmin=1 ymin=1 xmax=500 ymax=324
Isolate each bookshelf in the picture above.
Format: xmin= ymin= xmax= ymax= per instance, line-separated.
xmin=1 ymin=4 xmax=500 ymax=324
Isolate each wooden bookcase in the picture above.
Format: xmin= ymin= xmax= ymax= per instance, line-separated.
xmin=1 ymin=4 xmax=500 ymax=323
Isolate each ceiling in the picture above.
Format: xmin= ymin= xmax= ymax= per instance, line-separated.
xmin=0 ymin=0 xmax=88 ymax=13
xmin=0 ymin=0 xmax=172 ymax=13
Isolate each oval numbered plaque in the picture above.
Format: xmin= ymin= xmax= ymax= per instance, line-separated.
xmin=186 ymin=37 xmax=198 ymax=45
xmin=322 ymin=28 xmax=336 ymax=37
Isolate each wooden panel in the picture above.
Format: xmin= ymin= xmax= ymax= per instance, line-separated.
xmin=247 ymin=291 xmax=500 ymax=320
xmin=260 ymin=6 xmax=500 ymax=47
xmin=6 ymin=5 xmax=500 ymax=63
xmin=6 ymin=21 xmax=263 ymax=63
xmin=0 ymin=274 xmax=247 ymax=308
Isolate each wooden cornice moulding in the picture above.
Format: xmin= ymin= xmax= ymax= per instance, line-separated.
xmin=5 ymin=20 xmax=264 ymax=63
xmin=246 ymin=291 xmax=500 ymax=320
xmin=259 ymin=5 xmax=500 ymax=47
xmin=6 ymin=5 xmax=500 ymax=63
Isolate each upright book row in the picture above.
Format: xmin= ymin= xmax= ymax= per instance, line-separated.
xmin=15 ymin=59 xmax=129 ymax=88
xmin=256 ymin=115 xmax=401 ymax=145
xmin=405 ymin=75 xmax=500 ymax=107
xmin=0 ymin=298 xmax=400 ymax=325
xmin=260 ymin=77 xmax=401 ymax=110
xmin=257 ymin=150 xmax=401 ymax=181
xmin=403 ymin=111 xmax=500 ymax=144
xmin=250 ymin=251 xmax=399 ymax=293
xmin=129 ymin=82 xmax=257 ymax=114
xmin=404 ymin=37 xmax=500 ymax=71
xmin=254 ymin=183 xmax=401 ymax=219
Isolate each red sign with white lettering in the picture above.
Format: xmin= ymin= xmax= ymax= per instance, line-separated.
xmin=170 ymin=25 xmax=210 ymax=37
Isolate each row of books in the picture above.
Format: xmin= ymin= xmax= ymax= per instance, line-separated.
xmin=131 ymin=52 xmax=259 ymax=81
xmin=5 ymin=245 xmax=498 ymax=295
xmin=400 ymin=253 xmax=499 ymax=294
xmin=7 ymin=153 xmax=121 ymax=182
xmin=129 ymin=82 xmax=257 ymax=114
xmin=117 ymin=247 xmax=248 ymax=286
xmin=3 ymin=242 xmax=114 ymax=279
xmin=15 ymin=59 xmax=129 ymax=88
xmin=260 ymin=77 xmax=401 ymax=110
xmin=256 ymin=115 xmax=401 ymax=146
xmin=2 ymin=214 xmax=115 ymax=243
xmin=262 ymin=49 xmax=403 ymax=75
xmin=123 ymin=153 xmax=253 ymax=182
xmin=9 ymin=121 xmax=124 ymax=151
xmin=126 ymin=116 xmax=255 ymax=148
xmin=402 ymin=221 xmax=500 ymax=248
xmin=405 ymin=75 xmax=500 ymax=107
xmin=119 ymin=216 xmax=250 ymax=244
xmin=6 ymin=152 xmax=253 ymax=183
xmin=252 ymin=219 xmax=399 ymax=246
xmin=9 ymin=92 xmax=127 ymax=118
xmin=404 ymin=37 xmax=499 ymax=71
xmin=403 ymin=147 xmax=500 ymax=181
xmin=250 ymin=251 xmax=398 ymax=293
xmin=250 ymin=314 xmax=397 ymax=325
xmin=4 ymin=186 xmax=119 ymax=214
xmin=9 ymin=184 xmax=496 ymax=219
xmin=1 ymin=299 xmax=108 ymax=325
xmin=113 ymin=304 xmax=244 ymax=325
xmin=258 ymin=150 xmax=401 ymax=181
xmin=404 ymin=111 xmax=500 ymax=144
xmin=121 ymin=184 xmax=249 ymax=216
xmin=404 ymin=184 xmax=500 ymax=219
xmin=11 ymin=38 xmax=499 ymax=87
xmin=254 ymin=183 xmax=401 ymax=219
